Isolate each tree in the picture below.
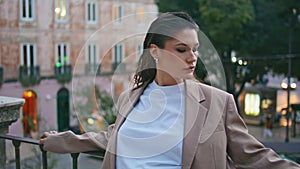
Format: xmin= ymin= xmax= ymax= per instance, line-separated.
xmin=157 ymin=0 xmax=255 ymax=103
xmin=157 ymin=0 xmax=300 ymax=95
xmin=239 ymin=0 xmax=300 ymax=79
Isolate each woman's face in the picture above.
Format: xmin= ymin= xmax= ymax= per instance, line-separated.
xmin=152 ymin=28 xmax=199 ymax=84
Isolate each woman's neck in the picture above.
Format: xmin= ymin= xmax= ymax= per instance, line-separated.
xmin=155 ymin=71 xmax=183 ymax=86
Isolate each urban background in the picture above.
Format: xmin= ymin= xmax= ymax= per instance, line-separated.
xmin=0 ymin=0 xmax=300 ymax=168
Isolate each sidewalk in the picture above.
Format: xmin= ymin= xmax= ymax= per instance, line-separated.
xmin=247 ymin=124 xmax=300 ymax=143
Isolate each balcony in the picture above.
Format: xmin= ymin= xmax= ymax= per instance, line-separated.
xmin=0 ymin=134 xmax=105 ymax=169
xmin=19 ymin=66 xmax=40 ymax=87
xmin=54 ymin=65 xmax=72 ymax=84
xmin=85 ymin=63 xmax=101 ymax=76
xmin=111 ymin=62 xmax=126 ymax=73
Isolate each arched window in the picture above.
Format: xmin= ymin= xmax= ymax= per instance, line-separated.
xmin=22 ymin=90 xmax=38 ymax=138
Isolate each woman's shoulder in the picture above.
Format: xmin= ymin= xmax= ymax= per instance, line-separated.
xmin=187 ymin=79 xmax=232 ymax=97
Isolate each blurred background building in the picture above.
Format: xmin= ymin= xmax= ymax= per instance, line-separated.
xmin=0 ymin=0 xmax=158 ymax=140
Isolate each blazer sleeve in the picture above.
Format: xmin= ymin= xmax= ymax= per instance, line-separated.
xmin=43 ymin=123 xmax=115 ymax=154
xmin=225 ymin=94 xmax=300 ymax=169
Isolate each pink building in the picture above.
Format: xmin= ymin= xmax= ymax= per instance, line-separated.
xmin=0 ymin=0 xmax=158 ymax=140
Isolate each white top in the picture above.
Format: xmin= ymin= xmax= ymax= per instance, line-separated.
xmin=116 ymin=80 xmax=185 ymax=169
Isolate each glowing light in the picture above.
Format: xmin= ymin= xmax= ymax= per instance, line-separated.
xmin=238 ymin=60 xmax=243 ymax=65
xmin=24 ymin=91 xmax=33 ymax=98
xmin=61 ymin=8 xmax=66 ymax=17
xmin=231 ymin=56 xmax=237 ymax=63
xmin=56 ymin=62 xmax=62 ymax=67
xmin=281 ymin=78 xmax=297 ymax=89
xmin=244 ymin=93 xmax=260 ymax=116
xmin=55 ymin=8 xmax=61 ymax=14
xmin=291 ymin=82 xmax=297 ymax=89
xmin=87 ymin=118 xmax=94 ymax=125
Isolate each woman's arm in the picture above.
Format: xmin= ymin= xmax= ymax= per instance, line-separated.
xmin=225 ymin=95 xmax=300 ymax=169
xmin=39 ymin=124 xmax=115 ymax=154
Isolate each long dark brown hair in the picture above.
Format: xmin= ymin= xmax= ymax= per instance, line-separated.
xmin=133 ymin=12 xmax=199 ymax=89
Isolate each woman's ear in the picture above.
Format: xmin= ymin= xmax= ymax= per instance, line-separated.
xmin=149 ymin=44 xmax=159 ymax=59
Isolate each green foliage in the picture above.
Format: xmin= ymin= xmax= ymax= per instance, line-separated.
xmin=73 ymin=83 xmax=116 ymax=132
xmin=198 ymin=0 xmax=254 ymax=52
xmin=157 ymin=0 xmax=300 ymax=95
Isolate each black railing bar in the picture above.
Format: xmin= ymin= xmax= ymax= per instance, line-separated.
xmin=0 ymin=134 xmax=39 ymax=145
xmin=83 ymin=150 xmax=105 ymax=158
xmin=12 ymin=140 xmax=21 ymax=169
xmin=0 ymin=134 xmax=105 ymax=158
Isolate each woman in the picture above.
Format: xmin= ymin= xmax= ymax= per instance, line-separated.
xmin=40 ymin=12 xmax=300 ymax=169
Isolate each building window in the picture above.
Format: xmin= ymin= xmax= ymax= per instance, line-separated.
xmin=136 ymin=7 xmax=145 ymax=23
xmin=244 ymin=93 xmax=260 ymax=116
xmin=86 ymin=44 xmax=99 ymax=74
xmin=56 ymin=43 xmax=69 ymax=67
xmin=113 ymin=44 xmax=123 ymax=64
xmin=22 ymin=90 xmax=38 ymax=138
xmin=21 ymin=43 xmax=36 ymax=67
xmin=20 ymin=0 xmax=35 ymax=21
xmin=55 ymin=0 xmax=68 ymax=22
xmin=86 ymin=1 xmax=97 ymax=24
xmin=113 ymin=4 xmax=122 ymax=23
xmin=136 ymin=44 xmax=143 ymax=62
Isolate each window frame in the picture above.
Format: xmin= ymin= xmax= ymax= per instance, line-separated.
xmin=20 ymin=43 xmax=37 ymax=67
xmin=55 ymin=0 xmax=69 ymax=23
xmin=112 ymin=3 xmax=123 ymax=23
xmin=55 ymin=43 xmax=70 ymax=67
xmin=86 ymin=43 xmax=99 ymax=74
xmin=86 ymin=0 xmax=98 ymax=24
xmin=20 ymin=0 xmax=35 ymax=21
xmin=113 ymin=43 xmax=123 ymax=63
xmin=136 ymin=43 xmax=143 ymax=63
xmin=136 ymin=7 xmax=145 ymax=23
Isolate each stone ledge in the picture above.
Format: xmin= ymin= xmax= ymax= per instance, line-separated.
xmin=0 ymin=96 xmax=24 ymax=123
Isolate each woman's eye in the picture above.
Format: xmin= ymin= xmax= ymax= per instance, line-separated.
xmin=192 ymin=48 xmax=198 ymax=53
xmin=176 ymin=48 xmax=186 ymax=53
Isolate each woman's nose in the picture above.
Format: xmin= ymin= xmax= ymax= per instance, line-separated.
xmin=187 ymin=51 xmax=197 ymax=63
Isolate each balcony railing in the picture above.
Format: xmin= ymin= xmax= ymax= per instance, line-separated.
xmin=19 ymin=65 xmax=40 ymax=87
xmin=0 ymin=67 xmax=3 ymax=87
xmin=0 ymin=134 xmax=105 ymax=169
xmin=112 ymin=62 xmax=126 ymax=73
xmin=54 ymin=65 xmax=72 ymax=84
xmin=85 ymin=63 xmax=101 ymax=75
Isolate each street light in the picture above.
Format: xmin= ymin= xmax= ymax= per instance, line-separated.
xmin=282 ymin=8 xmax=300 ymax=142
xmin=281 ymin=78 xmax=297 ymax=90
xmin=281 ymin=77 xmax=297 ymax=142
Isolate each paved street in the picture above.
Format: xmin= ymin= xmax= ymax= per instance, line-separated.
xmin=6 ymin=124 xmax=300 ymax=169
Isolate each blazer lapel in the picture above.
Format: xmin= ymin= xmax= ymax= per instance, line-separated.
xmin=182 ymin=80 xmax=208 ymax=169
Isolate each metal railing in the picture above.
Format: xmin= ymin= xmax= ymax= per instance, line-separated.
xmin=0 ymin=134 xmax=105 ymax=169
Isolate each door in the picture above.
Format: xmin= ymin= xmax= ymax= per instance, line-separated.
xmin=57 ymin=87 xmax=70 ymax=132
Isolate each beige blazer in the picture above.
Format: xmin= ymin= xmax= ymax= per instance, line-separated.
xmin=43 ymin=80 xmax=300 ymax=169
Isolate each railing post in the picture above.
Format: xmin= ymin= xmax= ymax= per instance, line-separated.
xmin=12 ymin=140 xmax=21 ymax=169
xmin=71 ymin=153 xmax=80 ymax=169
xmin=0 ymin=96 xmax=24 ymax=169
xmin=39 ymin=144 xmax=48 ymax=169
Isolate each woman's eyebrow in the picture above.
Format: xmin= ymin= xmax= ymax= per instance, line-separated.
xmin=175 ymin=43 xmax=188 ymax=47
xmin=175 ymin=42 xmax=199 ymax=48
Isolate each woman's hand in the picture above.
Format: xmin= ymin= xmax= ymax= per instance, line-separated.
xmin=39 ymin=131 xmax=58 ymax=144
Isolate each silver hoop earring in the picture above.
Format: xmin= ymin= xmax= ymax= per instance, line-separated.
xmin=154 ymin=58 xmax=158 ymax=63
